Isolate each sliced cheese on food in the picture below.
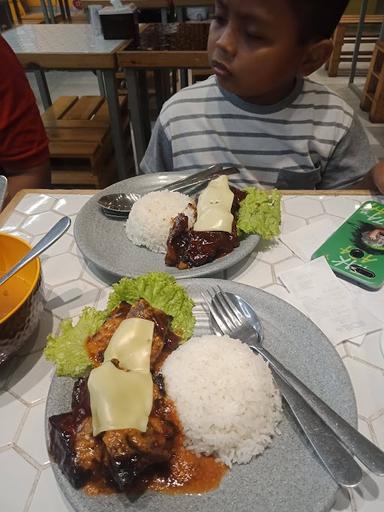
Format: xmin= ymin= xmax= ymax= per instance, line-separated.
xmin=103 ymin=317 xmax=154 ymax=372
xmin=88 ymin=361 xmax=153 ymax=436
xmin=194 ymin=175 xmax=234 ymax=233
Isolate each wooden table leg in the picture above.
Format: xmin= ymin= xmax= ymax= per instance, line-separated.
xmin=327 ymin=24 xmax=347 ymax=77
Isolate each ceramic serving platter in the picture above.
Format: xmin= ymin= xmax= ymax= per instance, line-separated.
xmin=46 ymin=278 xmax=357 ymax=512
xmin=74 ymin=174 xmax=260 ymax=283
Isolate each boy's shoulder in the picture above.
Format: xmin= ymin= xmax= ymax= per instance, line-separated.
xmin=300 ymin=78 xmax=354 ymax=118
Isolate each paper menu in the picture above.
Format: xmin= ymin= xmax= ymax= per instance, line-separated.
xmin=277 ymin=257 xmax=382 ymax=345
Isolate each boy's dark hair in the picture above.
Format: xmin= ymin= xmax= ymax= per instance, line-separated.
xmin=287 ymin=0 xmax=350 ymax=44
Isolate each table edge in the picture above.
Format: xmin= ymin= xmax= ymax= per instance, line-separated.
xmin=0 ymin=188 xmax=375 ymax=226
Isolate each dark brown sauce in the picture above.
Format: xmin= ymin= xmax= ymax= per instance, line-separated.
xmin=80 ymin=302 xmax=228 ymax=497
xmin=145 ymin=402 xmax=227 ymax=494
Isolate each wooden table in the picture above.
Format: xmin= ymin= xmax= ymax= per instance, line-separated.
xmin=117 ymin=21 xmax=210 ymax=163
xmin=2 ymin=24 xmax=130 ymax=181
xmin=0 ymin=188 xmax=383 ymax=512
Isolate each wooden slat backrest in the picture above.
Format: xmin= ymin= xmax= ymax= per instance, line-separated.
xmin=93 ymin=96 xmax=127 ymax=122
xmin=49 ymin=141 xmax=99 ymax=159
xmin=62 ymin=96 xmax=104 ymax=120
xmin=46 ymin=127 xmax=106 ymax=143
xmin=42 ymin=96 xmax=78 ymax=123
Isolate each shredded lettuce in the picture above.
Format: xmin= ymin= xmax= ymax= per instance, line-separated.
xmin=44 ymin=272 xmax=195 ymax=377
xmin=237 ymin=188 xmax=281 ymax=240
xmin=44 ymin=307 xmax=106 ymax=377
xmin=106 ymin=272 xmax=195 ymax=340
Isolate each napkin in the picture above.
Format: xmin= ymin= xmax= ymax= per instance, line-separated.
xmin=279 ymin=218 xmax=341 ymax=262
xmin=277 ymin=257 xmax=382 ymax=345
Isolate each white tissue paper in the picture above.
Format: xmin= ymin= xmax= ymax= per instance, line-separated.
xmin=277 ymin=257 xmax=383 ymax=345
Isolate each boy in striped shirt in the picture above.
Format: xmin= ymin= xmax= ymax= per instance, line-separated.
xmin=141 ymin=0 xmax=384 ymax=192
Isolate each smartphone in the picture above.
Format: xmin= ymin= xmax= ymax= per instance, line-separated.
xmin=312 ymin=201 xmax=384 ymax=290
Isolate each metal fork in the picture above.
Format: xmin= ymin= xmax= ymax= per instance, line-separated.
xmin=203 ymin=287 xmax=384 ymax=477
xmin=201 ymin=287 xmax=364 ymax=487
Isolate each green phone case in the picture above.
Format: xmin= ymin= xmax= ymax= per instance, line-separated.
xmin=312 ymin=201 xmax=384 ymax=290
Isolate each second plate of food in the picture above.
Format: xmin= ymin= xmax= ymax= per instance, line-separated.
xmin=74 ymin=174 xmax=260 ymax=282
xmin=46 ymin=278 xmax=357 ymax=512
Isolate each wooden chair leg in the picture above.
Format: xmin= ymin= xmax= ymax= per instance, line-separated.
xmin=327 ymin=24 xmax=347 ymax=77
xmin=370 ymin=55 xmax=384 ymax=122
xmin=361 ymin=44 xmax=379 ymax=112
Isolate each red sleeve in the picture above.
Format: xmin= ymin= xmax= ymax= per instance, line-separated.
xmin=0 ymin=36 xmax=49 ymax=172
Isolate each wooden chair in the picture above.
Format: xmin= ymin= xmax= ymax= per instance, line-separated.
xmin=326 ymin=15 xmax=384 ymax=77
xmin=42 ymin=95 xmax=135 ymax=187
xmin=360 ymin=40 xmax=384 ymax=123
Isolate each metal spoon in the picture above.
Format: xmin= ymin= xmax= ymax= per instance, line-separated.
xmin=0 ymin=216 xmax=71 ymax=287
xmin=97 ymin=165 xmax=239 ymax=216
xmin=208 ymin=289 xmax=384 ymax=476
xmin=203 ymin=289 xmax=363 ymax=488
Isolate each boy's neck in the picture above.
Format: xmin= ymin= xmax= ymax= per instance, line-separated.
xmin=238 ymin=77 xmax=299 ymax=106
xmin=216 ymin=76 xmax=304 ymax=114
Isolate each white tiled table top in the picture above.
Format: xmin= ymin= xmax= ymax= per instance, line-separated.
xmin=1 ymin=191 xmax=384 ymax=512
xmin=2 ymin=25 xmax=126 ymax=54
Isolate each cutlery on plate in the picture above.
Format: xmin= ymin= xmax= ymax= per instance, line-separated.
xmin=203 ymin=287 xmax=384 ymax=477
xmin=0 ymin=216 xmax=71 ymax=287
xmin=97 ymin=165 xmax=240 ymax=216
xmin=201 ymin=289 xmax=363 ymax=488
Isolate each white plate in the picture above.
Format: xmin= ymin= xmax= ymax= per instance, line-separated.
xmin=74 ymin=174 xmax=260 ymax=283
xmin=46 ymin=278 xmax=356 ymax=512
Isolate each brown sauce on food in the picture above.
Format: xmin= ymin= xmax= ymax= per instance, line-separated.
xmin=51 ymin=299 xmax=227 ymax=497
xmin=143 ymin=400 xmax=227 ymax=495
xmin=165 ymin=213 xmax=240 ymax=269
xmin=165 ymin=185 xmax=247 ymax=270
xmin=83 ymin=480 xmax=115 ymax=496
xmin=82 ymin=395 xmax=227 ymax=496
xmin=147 ymin=436 xmax=227 ymax=494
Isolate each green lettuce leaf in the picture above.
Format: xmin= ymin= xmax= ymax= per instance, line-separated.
xmin=106 ymin=272 xmax=195 ymax=340
xmin=237 ymin=188 xmax=281 ymax=240
xmin=44 ymin=307 xmax=106 ymax=377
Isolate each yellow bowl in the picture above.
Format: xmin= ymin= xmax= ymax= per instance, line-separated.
xmin=0 ymin=233 xmax=43 ymax=365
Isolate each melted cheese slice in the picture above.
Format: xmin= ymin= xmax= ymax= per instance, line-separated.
xmin=103 ymin=318 xmax=154 ymax=372
xmin=193 ymin=175 xmax=234 ymax=233
xmin=88 ymin=362 xmax=153 ymax=436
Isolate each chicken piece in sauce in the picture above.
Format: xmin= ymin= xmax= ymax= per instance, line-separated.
xmin=48 ymin=300 xmax=181 ymax=493
xmin=165 ymin=186 xmax=246 ymax=269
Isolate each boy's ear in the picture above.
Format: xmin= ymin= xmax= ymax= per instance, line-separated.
xmin=299 ymin=39 xmax=334 ymax=76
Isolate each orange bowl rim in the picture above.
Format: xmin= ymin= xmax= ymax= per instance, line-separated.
xmin=0 ymin=233 xmax=41 ymax=324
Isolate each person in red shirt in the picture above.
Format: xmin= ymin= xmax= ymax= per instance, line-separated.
xmin=0 ymin=35 xmax=50 ymax=205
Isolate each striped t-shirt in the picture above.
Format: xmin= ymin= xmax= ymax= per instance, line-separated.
xmin=141 ymin=75 xmax=376 ymax=189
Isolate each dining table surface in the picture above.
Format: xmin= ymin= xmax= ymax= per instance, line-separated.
xmin=0 ymin=187 xmax=384 ymax=512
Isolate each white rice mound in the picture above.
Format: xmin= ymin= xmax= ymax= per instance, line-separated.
xmin=125 ymin=190 xmax=196 ymax=253
xmin=162 ymin=335 xmax=282 ymax=467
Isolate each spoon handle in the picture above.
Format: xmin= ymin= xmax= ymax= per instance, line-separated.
xmin=254 ymin=343 xmax=384 ymax=475
xmin=158 ymin=165 xmax=239 ymax=193
xmin=0 ymin=216 xmax=71 ymax=287
xmin=272 ymin=371 xmax=362 ymax=487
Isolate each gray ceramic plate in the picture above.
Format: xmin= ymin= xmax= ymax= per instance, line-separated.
xmin=46 ymin=279 xmax=357 ymax=512
xmin=74 ymin=174 xmax=260 ymax=283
